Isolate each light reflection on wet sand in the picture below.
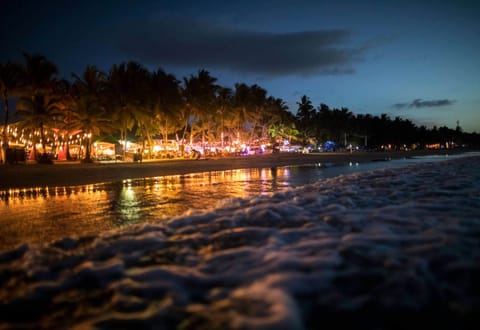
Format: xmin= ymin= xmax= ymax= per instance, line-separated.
xmin=1 ymin=153 xmax=468 ymax=252
xmin=0 ymin=167 xmax=295 ymax=251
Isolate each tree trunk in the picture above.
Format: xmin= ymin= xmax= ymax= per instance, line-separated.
xmin=84 ymin=136 xmax=93 ymax=162
xmin=181 ymin=118 xmax=189 ymax=145
xmin=40 ymin=123 xmax=47 ymax=155
xmin=38 ymin=123 xmax=52 ymax=164
xmin=164 ymin=119 xmax=169 ymax=144
xmin=145 ymin=126 xmax=153 ymax=159
xmin=1 ymin=93 xmax=10 ymax=164
xmin=121 ymin=126 xmax=126 ymax=161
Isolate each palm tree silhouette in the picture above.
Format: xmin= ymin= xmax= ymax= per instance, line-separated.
xmin=0 ymin=61 xmax=25 ymax=163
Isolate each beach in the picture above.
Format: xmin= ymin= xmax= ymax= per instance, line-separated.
xmin=0 ymin=149 xmax=466 ymax=190
xmin=0 ymin=152 xmax=479 ymax=329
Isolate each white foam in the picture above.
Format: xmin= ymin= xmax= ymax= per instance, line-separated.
xmin=1 ymin=155 xmax=479 ymax=329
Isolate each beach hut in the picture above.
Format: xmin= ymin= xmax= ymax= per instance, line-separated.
xmin=93 ymin=141 xmax=116 ymax=161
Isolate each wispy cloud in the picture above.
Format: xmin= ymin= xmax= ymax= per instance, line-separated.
xmin=115 ymin=16 xmax=368 ymax=77
xmin=393 ymin=98 xmax=456 ymax=110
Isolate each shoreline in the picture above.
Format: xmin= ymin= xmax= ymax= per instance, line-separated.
xmin=1 ymin=152 xmax=479 ymax=328
xmin=0 ymin=149 xmax=470 ymax=190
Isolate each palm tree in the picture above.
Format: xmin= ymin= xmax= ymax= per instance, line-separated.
xmin=183 ymin=70 xmax=218 ymax=147
xmin=18 ymin=52 xmax=58 ymax=163
xmin=106 ymin=62 xmax=149 ymax=160
xmin=72 ymin=65 xmax=107 ymax=98
xmin=216 ymin=87 xmax=233 ymax=147
xmin=22 ymin=52 xmax=58 ymax=95
xmin=149 ymin=69 xmax=183 ymax=152
xmin=329 ymin=107 xmax=354 ymax=146
xmin=232 ymin=83 xmax=251 ymax=143
xmin=67 ymin=97 xmax=112 ymax=162
xmin=16 ymin=93 xmax=61 ymax=162
xmin=295 ymin=95 xmax=316 ymax=143
xmin=53 ymin=78 xmax=85 ymax=160
xmin=316 ymin=103 xmax=347 ymax=143
xmin=264 ymin=97 xmax=288 ymax=140
xmin=233 ymin=83 xmax=267 ymax=144
xmin=256 ymin=95 xmax=283 ymax=143
xmin=68 ymin=65 xmax=111 ymax=162
xmin=0 ymin=61 xmax=25 ymax=163
xmin=123 ymin=65 xmax=153 ymax=155
xmin=268 ymin=122 xmax=300 ymax=144
xmin=267 ymin=100 xmax=299 ymax=145
xmin=247 ymin=84 xmax=268 ymax=142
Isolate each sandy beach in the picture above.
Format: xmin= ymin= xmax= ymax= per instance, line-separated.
xmin=0 ymin=149 xmax=469 ymax=190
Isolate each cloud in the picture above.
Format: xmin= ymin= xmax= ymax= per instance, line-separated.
xmin=115 ymin=16 xmax=366 ymax=77
xmin=393 ymin=98 xmax=456 ymax=110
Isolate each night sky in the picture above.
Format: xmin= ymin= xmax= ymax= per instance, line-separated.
xmin=1 ymin=0 xmax=479 ymax=132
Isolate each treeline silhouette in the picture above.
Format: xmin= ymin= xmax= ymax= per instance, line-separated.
xmin=1 ymin=52 xmax=479 ymax=164
xmin=295 ymin=95 xmax=479 ymax=149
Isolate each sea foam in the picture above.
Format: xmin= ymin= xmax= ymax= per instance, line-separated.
xmin=1 ymin=155 xmax=479 ymax=329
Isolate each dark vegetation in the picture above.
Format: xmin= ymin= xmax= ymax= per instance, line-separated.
xmin=1 ymin=52 xmax=478 ymax=163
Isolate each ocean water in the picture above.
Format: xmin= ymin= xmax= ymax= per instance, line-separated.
xmin=0 ymin=153 xmax=470 ymax=251
xmin=0 ymin=153 xmax=479 ymax=329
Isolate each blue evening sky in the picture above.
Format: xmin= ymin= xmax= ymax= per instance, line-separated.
xmin=1 ymin=0 xmax=479 ymax=132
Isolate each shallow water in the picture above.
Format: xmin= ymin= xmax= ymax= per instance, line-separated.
xmin=0 ymin=153 xmax=479 ymax=329
xmin=0 ymin=153 xmax=468 ymax=252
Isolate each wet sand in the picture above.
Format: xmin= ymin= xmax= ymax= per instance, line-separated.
xmin=0 ymin=149 xmax=467 ymax=189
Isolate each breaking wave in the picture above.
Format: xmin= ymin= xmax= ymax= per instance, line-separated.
xmin=1 ymin=155 xmax=479 ymax=329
